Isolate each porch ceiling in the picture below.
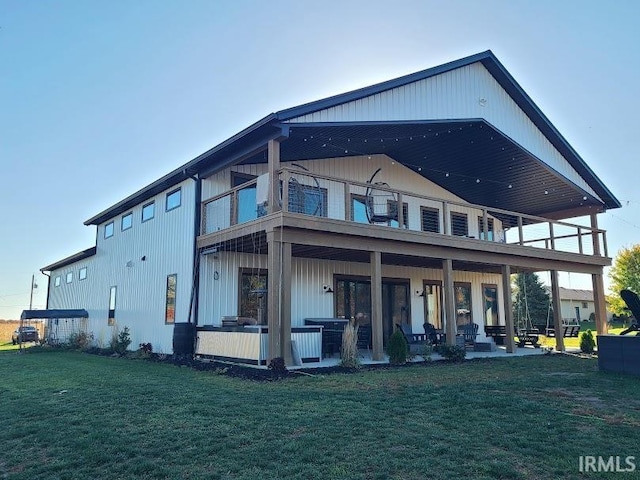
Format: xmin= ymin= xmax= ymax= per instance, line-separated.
xmin=239 ymin=121 xmax=606 ymax=219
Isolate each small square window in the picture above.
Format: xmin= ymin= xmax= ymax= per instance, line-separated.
xmin=142 ymin=202 xmax=155 ymax=222
xmin=104 ymin=222 xmax=114 ymax=238
xmin=79 ymin=267 xmax=87 ymax=281
xmin=121 ymin=212 xmax=133 ymax=231
xmin=54 ymin=276 xmax=61 ymax=287
xmin=582 ymin=302 xmax=588 ymax=309
xmin=166 ymin=188 xmax=181 ymax=211
xmin=66 ymin=272 xmax=73 ymax=284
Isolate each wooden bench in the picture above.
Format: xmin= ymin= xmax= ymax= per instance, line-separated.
xmin=484 ymin=325 xmax=508 ymax=345
xmin=545 ymin=325 xmax=580 ymax=338
xmin=516 ymin=329 xmax=540 ymax=348
xmin=484 ymin=325 xmax=540 ymax=347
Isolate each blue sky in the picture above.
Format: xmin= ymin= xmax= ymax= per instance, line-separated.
xmin=1 ymin=0 xmax=639 ymax=319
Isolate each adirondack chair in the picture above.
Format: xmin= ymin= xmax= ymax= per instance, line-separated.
xmin=423 ymin=322 xmax=442 ymax=346
xmin=620 ymin=289 xmax=640 ymax=335
xmin=457 ymin=323 xmax=479 ymax=348
xmin=396 ymin=323 xmax=427 ymax=354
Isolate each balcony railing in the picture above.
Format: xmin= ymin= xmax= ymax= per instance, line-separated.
xmin=200 ymin=167 xmax=607 ymax=257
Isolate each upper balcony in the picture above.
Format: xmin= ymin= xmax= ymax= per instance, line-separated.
xmin=198 ymin=166 xmax=608 ymax=263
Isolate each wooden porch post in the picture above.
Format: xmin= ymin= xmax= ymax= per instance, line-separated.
xmin=550 ymin=270 xmax=565 ymax=352
xmin=592 ymin=271 xmax=608 ymax=335
xmin=281 ymin=241 xmax=292 ymax=364
xmin=268 ymin=139 xmax=281 ymax=214
xmin=502 ymin=265 xmax=516 ymax=353
xmin=267 ymin=229 xmax=292 ymax=363
xmin=443 ymin=258 xmax=456 ymax=346
xmin=371 ymin=251 xmax=384 ymax=361
xmin=590 ymin=213 xmax=601 ymax=256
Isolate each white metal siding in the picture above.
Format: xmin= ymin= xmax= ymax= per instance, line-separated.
xmin=48 ymin=179 xmax=196 ymax=353
xmin=198 ymin=253 xmax=504 ymax=341
xmin=285 ymin=62 xmax=599 ymax=201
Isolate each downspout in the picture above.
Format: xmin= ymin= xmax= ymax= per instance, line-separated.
xmin=187 ymin=174 xmax=202 ymax=328
xmin=40 ymin=269 xmax=51 ymax=310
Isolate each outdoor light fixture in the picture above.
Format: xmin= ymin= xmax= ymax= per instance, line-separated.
xmin=323 ymin=285 xmax=334 ymax=294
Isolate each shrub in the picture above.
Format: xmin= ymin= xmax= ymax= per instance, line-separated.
xmin=66 ymin=331 xmax=94 ymax=351
xmin=580 ymin=329 xmax=596 ymax=354
xmin=387 ymin=329 xmax=408 ymax=365
xmin=110 ymin=327 xmax=131 ymax=355
xmin=135 ymin=343 xmax=153 ymax=359
xmin=438 ymin=344 xmax=466 ymax=362
xmin=340 ymin=322 xmax=360 ymax=369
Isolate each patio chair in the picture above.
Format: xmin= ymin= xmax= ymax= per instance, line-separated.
xmin=423 ymin=322 xmax=442 ymax=346
xmin=457 ymin=323 xmax=479 ymax=349
xmin=396 ymin=323 xmax=427 ymax=354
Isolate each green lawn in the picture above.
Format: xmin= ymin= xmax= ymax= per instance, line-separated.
xmin=2 ymin=351 xmax=639 ymax=480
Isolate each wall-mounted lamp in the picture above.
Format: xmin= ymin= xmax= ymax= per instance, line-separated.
xmin=323 ymin=285 xmax=334 ymax=294
xmin=416 ymin=289 xmax=425 ymax=297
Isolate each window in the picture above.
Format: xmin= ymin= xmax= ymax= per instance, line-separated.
xmin=104 ymin=221 xmax=114 ymax=238
xmin=351 ymin=195 xmax=369 ymax=224
xmin=66 ymin=272 xmax=73 ymax=284
xmin=288 ymin=183 xmax=328 ymax=217
xmin=239 ymin=269 xmax=267 ymax=324
xmin=108 ymin=286 xmax=117 ymax=325
xmin=482 ymin=284 xmax=498 ymax=326
xmin=450 ymin=212 xmax=468 ymax=236
xmin=166 ymin=188 xmax=181 ymax=211
xmin=79 ymin=267 xmax=87 ymax=281
xmin=582 ymin=302 xmax=588 ymax=309
xmin=454 ymin=282 xmax=472 ymax=326
xmin=421 ymin=207 xmax=440 ymax=233
xmin=142 ymin=202 xmax=155 ymax=222
xmin=121 ymin=212 xmax=133 ymax=231
xmin=423 ymin=281 xmax=443 ymax=329
xmin=235 ymin=184 xmax=259 ymax=224
xmin=336 ymin=277 xmax=371 ymax=321
xmin=388 ymin=202 xmax=409 ymax=228
xmin=477 ymin=216 xmax=494 ymax=241
xmin=54 ymin=276 xmax=61 ymax=287
xmin=165 ymin=274 xmax=177 ymax=324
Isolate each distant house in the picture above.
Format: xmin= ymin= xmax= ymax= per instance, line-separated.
xmin=558 ymin=287 xmax=612 ymax=323
xmin=41 ymin=50 xmax=619 ymax=363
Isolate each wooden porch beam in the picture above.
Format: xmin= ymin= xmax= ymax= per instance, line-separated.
xmin=550 ymin=270 xmax=565 ymax=352
xmin=371 ymin=251 xmax=384 ymax=361
xmin=502 ymin=265 xmax=516 ymax=353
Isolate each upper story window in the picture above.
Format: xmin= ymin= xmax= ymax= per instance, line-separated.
xmin=450 ymin=212 xmax=469 ymax=237
xmin=66 ymin=272 xmax=73 ymax=284
xmin=121 ymin=212 xmax=133 ymax=231
xmin=79 ymin=267 xmax=87 ymax=281
xmin=477 ymin=216 xmax=494 ymax=241
xmin=104 ymin=221 xmax=114 ymax=239
xmin=54 ymin=276 xmax=61 ymax=287
xmin=288 ymin=184 xmax=328 ymax=217
xmin=421 ymin=207 xmax=440 ymax=233
xmin=166 ymin=188 xmax=181 ymax=211
xmin=142 ymin=202 xmax=155 ymax=222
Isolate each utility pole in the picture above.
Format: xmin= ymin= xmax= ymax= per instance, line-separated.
xmin=29 ymin=274 xmax=37 ymax=310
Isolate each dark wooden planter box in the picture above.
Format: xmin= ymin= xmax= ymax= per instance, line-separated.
xmin=598 ymin=335 xmax=640 ymax=377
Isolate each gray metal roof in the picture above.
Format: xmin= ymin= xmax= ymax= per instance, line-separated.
xmin=82 ymin=50 xmax=620 ymax=227
xmin=41 ymin=247 xmax=96 ymax=272
xmin=21 ymin=309 xmax=89 ymax=320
